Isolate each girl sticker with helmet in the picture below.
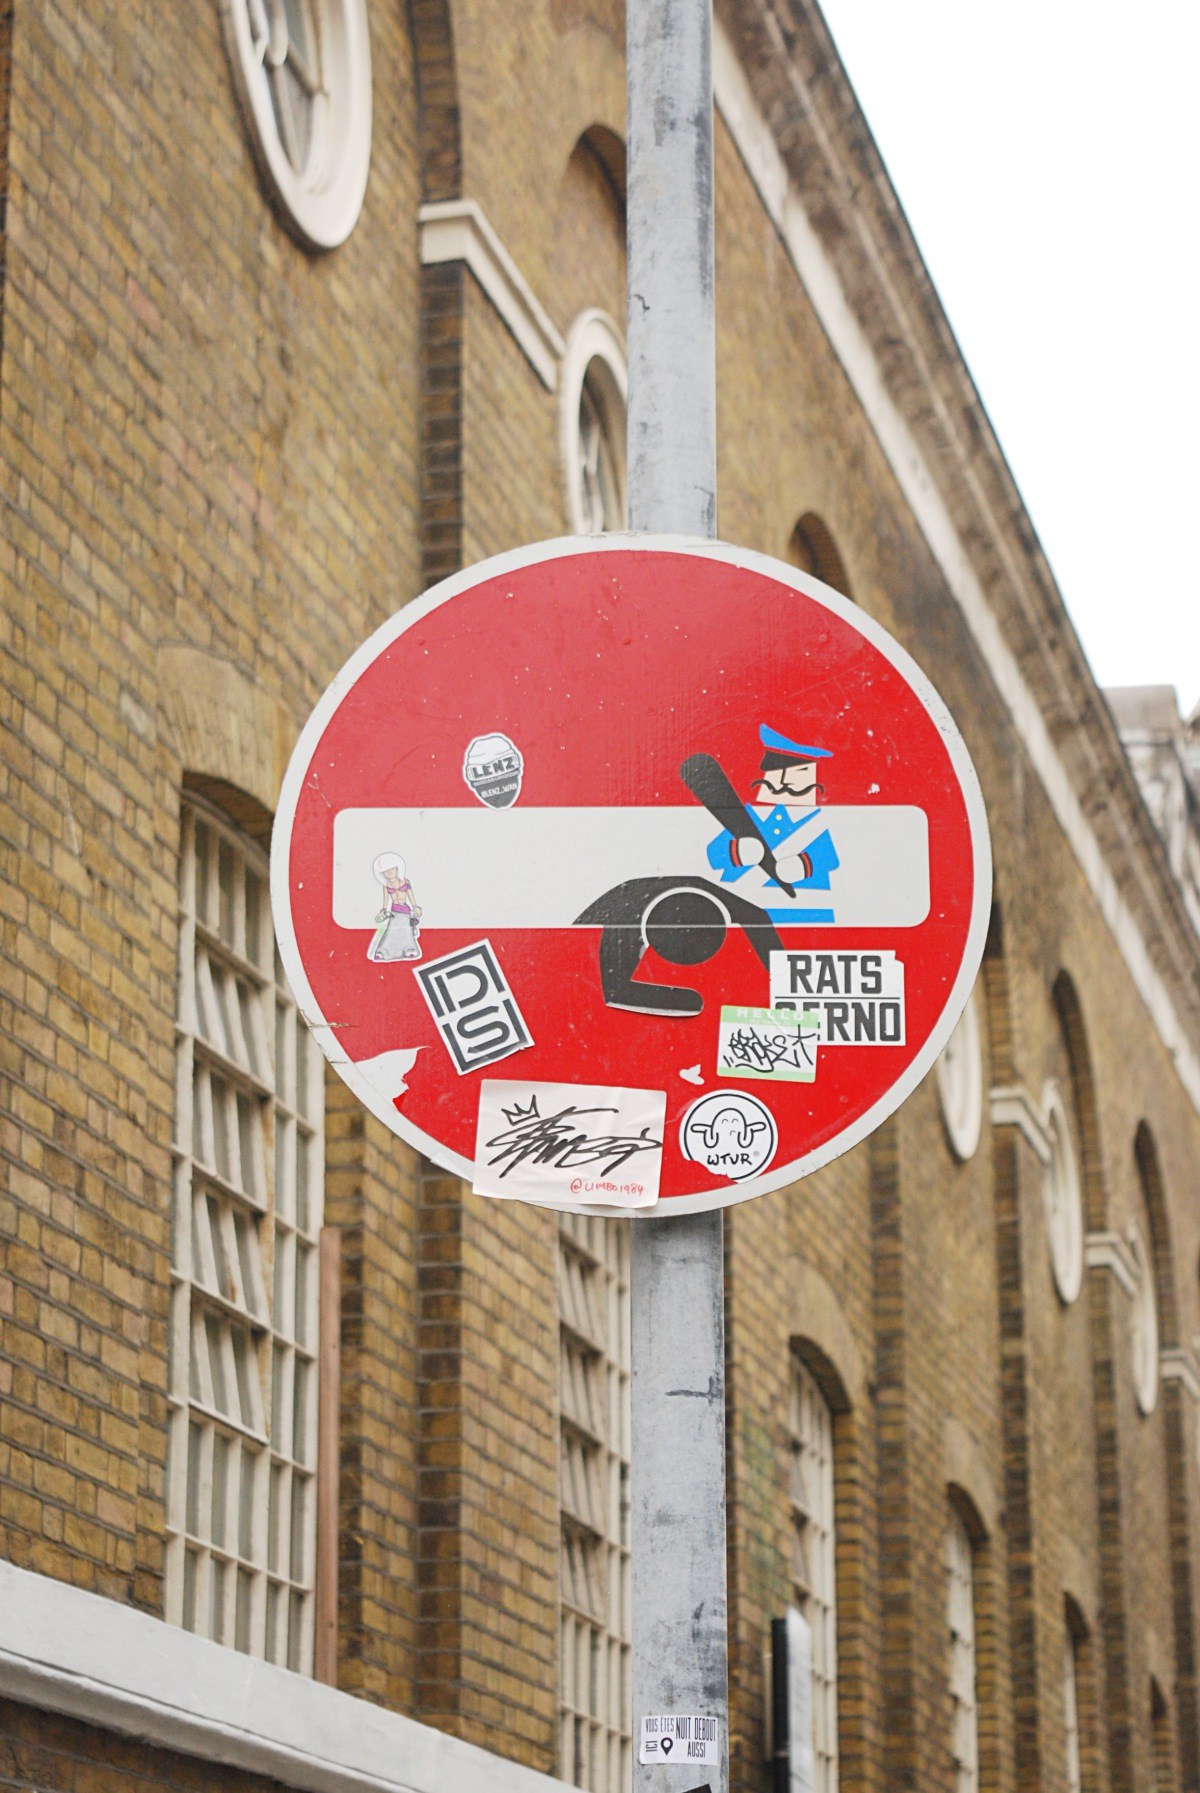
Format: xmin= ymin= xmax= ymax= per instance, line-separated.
xmin=368 ymin=853 xmax=423 ymax=961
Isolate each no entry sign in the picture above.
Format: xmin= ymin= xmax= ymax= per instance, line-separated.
xmin=271 ymin=538 xmax=990 ymax=1213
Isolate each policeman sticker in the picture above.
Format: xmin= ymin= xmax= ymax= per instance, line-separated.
xmin=679 ymin=1090 xmax=777 ymax=1182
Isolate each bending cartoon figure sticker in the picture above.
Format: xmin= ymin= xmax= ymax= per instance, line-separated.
xmin=369 ymin=853 xmax=423 ymax=962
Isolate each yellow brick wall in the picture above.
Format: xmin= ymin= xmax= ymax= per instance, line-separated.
xmin=0 ymin=0 xmax=422 ymax=1619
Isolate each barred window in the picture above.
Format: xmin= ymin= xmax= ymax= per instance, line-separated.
xmin=946 ymin=1509 xmax=980 ymax=1793
xmin=558 ymin=1213 xmax=631 ymax=1792
xmin=165 ymin=795 xmax=323 ymax=1670
xmin=1064 ymin=1632 xmax=1082 ymax=1793
xmin=788 ymin=1357 xmax=839 ymax=1792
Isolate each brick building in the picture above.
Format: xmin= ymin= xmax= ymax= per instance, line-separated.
xmin=1 ymin=2 xmax=1199 ymax=1792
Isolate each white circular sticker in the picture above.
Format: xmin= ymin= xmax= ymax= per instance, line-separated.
xmin=679 ymin=1091 xmax=778 ymax=1182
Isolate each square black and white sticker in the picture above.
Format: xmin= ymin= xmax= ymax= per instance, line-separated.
xmin=415 ymin=940 xmax=532 ymax=1075
xmin=638 ymin=1714 xmax=719 ymax=1767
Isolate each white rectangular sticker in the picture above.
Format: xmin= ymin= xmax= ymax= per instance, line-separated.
xmin=717 ymin=1006 xmax=819 ymax=1082
xmin=638 ymin=1714 xmax=720 ymax=1767
xmin=473 ymin=1081 xmax=666 ymax=1209
xmin=769 ymin=950 xmax=906 ymax=1046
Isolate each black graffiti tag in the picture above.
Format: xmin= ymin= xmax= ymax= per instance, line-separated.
xmin=723 ymin=1021 xmax=816 ymax=1077
xmin=484 ymin=1096 xmax=663 ymax=1181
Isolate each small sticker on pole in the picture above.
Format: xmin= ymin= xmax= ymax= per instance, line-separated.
xmin=638 ymin=1714 xmax=720 ymax=1766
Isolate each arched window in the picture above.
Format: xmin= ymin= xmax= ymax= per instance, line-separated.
xmin=788 ymin=1355 xmax=839 ymax=1790
xmin=1151 ymin=1679 xmax=1175 ymax=1791
xmin=935 ymin=985 xmax=984 ymax=1161
xmin=558 ymin=1211 xmax=631 ymax=1792
xmin=1063 ymin=1628 xmax=1083 ymax=1793
xmin=1042 ymin=1080 xmax=1084 ymax=1304
xmin=220 ymin=0 xmax=373 ymax=249
xmin=786 ymin=513 xmax=853 ymax=601
xmin=946 ymin=1505 xmax=980 ymax=1793
xmin=1061 ymin=1599 xmax=1096 ymax=1793
xmin=166 ymin=791 xmax=324 ymax=1669
xmin=561 ymin=311 xmax=628 ymax=534
xmin=1127 ymin=1216 xmax=1160 ymax=1416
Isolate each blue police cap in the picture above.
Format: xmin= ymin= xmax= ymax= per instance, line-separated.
xmin=759 ymin=724 xmax=831 ymax=760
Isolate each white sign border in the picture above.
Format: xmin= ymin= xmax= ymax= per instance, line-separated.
xmin=270 ymin=533 xmax=992 ymax=1216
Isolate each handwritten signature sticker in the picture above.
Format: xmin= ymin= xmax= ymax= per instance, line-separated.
xmin=716 ymin=1005 xmax=819 ymax=1083
xmin=472 ymin=1080 xmax=666 ymax=1209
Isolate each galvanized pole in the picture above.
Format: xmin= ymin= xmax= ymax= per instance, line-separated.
xmin=626 ymin=3 xmax=727 ymax=1791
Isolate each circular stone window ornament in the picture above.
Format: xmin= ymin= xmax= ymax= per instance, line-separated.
xmin=560 ymin=310 xmax=628 ymax=534
xmin=1127 ymin=1218 xmax=1159 ymax=1416
xmin=1041 ymin=1081 xmax=1083 ymax=1305
xmin=935 ymin=985 xmax=983 ymax=1161
xmin=221 ymin=0 xmax=372 ymax=250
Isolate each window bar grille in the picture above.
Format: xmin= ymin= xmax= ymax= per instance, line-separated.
xmin=166 ymin=796 xmax=323 ymax=1670
xmin=788 ymin=1357 xmax=839 ymax=1792
xmin=946 ymin=1509 xmax=980 ymax=1793
xmin=559 ymin=1212 xmax=632 ymax=1792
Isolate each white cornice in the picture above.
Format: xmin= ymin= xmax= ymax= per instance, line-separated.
xmin=0 ymin=1560 xmax=567 ymax=1793
xmin=711 ymin=19 xmax=1200 ymax=1118
xmin=1084 ymin=1231 xmax=1140 ymax=1299
xmin=1160 ymin=1346 xmax=1200 ymax=1403
xmin=418 ymin=200 xmax=565 ymax=391
xmin=988 ymin=1084 xmax=1053 ymax=1166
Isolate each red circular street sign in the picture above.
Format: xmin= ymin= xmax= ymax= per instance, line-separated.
xmin=272 ymin=538 xmax=990 ymax=1213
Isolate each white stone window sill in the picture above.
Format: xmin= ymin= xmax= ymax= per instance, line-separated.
xmin=0 ymin=1559 xmax=569 ymax=1793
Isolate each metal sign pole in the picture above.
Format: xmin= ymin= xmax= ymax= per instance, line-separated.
xmin=626 ymin=4 xmax=727 ymax=1791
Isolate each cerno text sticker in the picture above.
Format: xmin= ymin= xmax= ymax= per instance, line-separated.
xmin=769 ymin=949 xmax=906 ymax=1046
xmin=638 ymin=1714 xmax=720 ymax=1766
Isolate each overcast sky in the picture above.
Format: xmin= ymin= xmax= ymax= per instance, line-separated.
xmin=817 ymin=0 xmax=1200 ymax=718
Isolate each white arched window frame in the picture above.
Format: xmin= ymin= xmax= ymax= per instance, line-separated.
xmin=946 ymin=1507 xmax=980 ymax=1793
xmin=165 ymin=794 xmax=324 ymax=1671
xmin=1042 ymin=1081 xmax=1084 ymax=1305
xmin=221 ymin=0 xmax=372 ymax=249
xmin=560 ymin=310 xmax=628 ymax=535
xmin=788 ymin=1357 xmax=839 ymax=1792
xmin=935 ymin=987 xmax=983 ymax=1162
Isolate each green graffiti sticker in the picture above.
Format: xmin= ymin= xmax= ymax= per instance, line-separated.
xmin=716 ymin=1006 xmax=819 ymax=1083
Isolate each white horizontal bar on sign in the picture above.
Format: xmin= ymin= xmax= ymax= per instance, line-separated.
xmin=331 ymin=806 xmax=929 ymax=929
